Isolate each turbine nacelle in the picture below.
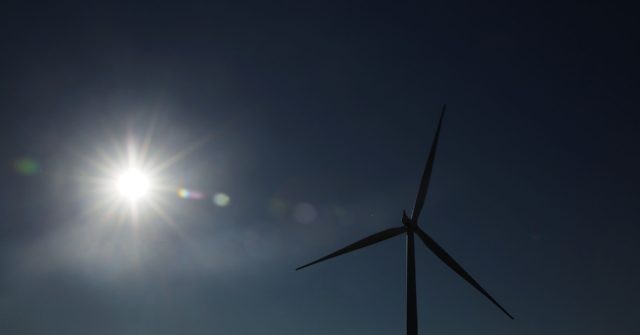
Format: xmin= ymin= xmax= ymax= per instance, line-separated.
xmin=402 ymin=210 xmax=416 ymax=229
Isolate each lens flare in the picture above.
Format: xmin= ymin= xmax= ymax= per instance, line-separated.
xmin=177 ymin=187 xmax=204 ymax=200
xmin=293 ymin=202 xmax=317 ymax=224
xmin=14 ymin=157 xmax=40 ymax=176
xmin=213 ymin=193 xmax=230 ymax=207
xmin=177 ymin=188 xmax=190 ymax=198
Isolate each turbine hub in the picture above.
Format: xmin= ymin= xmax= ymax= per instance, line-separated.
xmin=402 ymin=210 xmax=413 ymax=227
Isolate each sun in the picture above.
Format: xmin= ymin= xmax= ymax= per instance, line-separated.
xmin=116 ymin=169 xmax=150 ymax=201
xmin=76 ymin=122 xmax=213 ymax=227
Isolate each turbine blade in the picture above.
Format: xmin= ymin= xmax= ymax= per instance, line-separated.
xmin=411 ymin=105 xmax=446 ymax=223
xmin=414 ymin=227 xmax=514 ymax=319
xmin=296 ymin=226 xmax=406 ymax=271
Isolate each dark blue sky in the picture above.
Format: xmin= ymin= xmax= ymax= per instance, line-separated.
xmin=1 ymin=1 xmax=639 ymax=334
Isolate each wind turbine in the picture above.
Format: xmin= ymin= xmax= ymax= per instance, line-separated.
xmin=296 ymin=105 xmax=513 ymax=335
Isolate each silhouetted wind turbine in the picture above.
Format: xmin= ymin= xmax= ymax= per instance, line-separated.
xmin=296 ymin=105 xmax=513 ymax=335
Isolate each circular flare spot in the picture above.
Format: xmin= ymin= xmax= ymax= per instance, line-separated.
xmin=293 ymin=202 xmax=317 ymax=224
xmin=213 ymin=193 xmax=230 ymax=207
xmin=14 ymin=157 xmax=39 ymax=176
xmin=177 ymin=188 xmax=191 ymax=199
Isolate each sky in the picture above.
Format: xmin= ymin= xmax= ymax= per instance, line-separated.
xmin=1 ymin=1 xmax=639 ymax=334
